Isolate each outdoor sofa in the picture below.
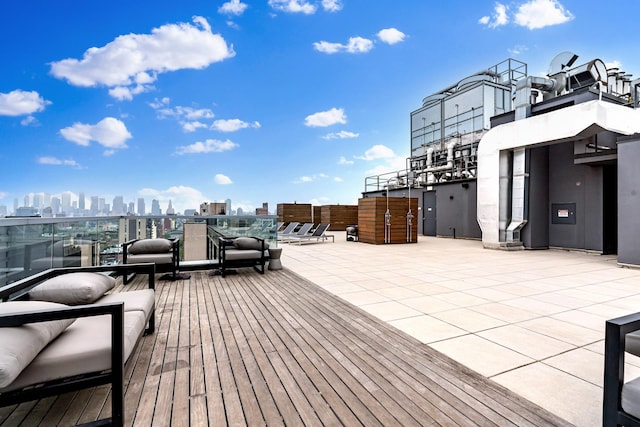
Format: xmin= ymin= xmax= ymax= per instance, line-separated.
xmin=122 ymin=237 xmax=179 ymax=283
xmin=218 ymin=236 xmax=268 ymax=277
xmin=0 ymin=263 xmax=156 ymax=427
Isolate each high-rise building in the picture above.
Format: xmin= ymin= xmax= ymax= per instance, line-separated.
xmin=32 ymin=193 xmax=44 ymax=211
xmin=51 ymin=197 xmax=61 ymax=215
xmin=225 ymin=199 xmax=232 ymax=216
xmin=137 ymin=198 xmax=145 ymax=216
xmin=128 ymin=202 xmax=135 ymax=214
xmin=23 ymin=195 xmax=30 ymax=208
xmin=90 ymin=196 xmax=99 ymax=215
xmin=61 ymin=191 xmax=72 ymax=213
xmin=166 ymin=200 xmax=175 ymax=215
xmin=151 ymin=199 xmax=161 ymax=215
xmin=112 ymin=196 xmax=124 ymax=215
xmin=78 ymin=192 xmax=85 ymax=210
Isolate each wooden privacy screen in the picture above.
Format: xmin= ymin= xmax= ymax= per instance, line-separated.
xmin=277 ymin=203 xmax=312 ymax=224
xmin=358 ymin=197 xmax=419 ymax=244
xmin=320 ymin=205 xmax=358 ymax=231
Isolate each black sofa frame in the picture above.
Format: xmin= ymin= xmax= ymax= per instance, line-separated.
xmin=604 ymin=311 xmax=640 ymax=426
xmin=0 ymin=263 xmax=156 ymax=427
xmin=122 ymin=238 xmax=179 ymax=284
xmin=218 ymin=236 xmax=267 ymax=277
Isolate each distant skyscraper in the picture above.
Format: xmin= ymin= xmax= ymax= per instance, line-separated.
xmin=137 ymin=198 xmax=145 ymax=215
xmin=0 ymin=206 xmax=7 ymax=217
xmin=128 ymin=202 xmax=135 ymax=214
xmin=151 ymin=199 xmax=161 ymax=215
xmin=112 ymin=196 xmax=124 ymax=215
xmin=90 ymin=196 xmax=99 ymax=215
xmin=79 ymin=192 xmax=85 ymax=210
xmin=51 ymin=197 xmax=61 ymax=215
xmin=23 ymin=195 xmax=29 ymax=207
xmin=33 ymin=193 xmax=43 ymax=210
xmin=61 ymin=192 xmax=71 ymax=213
xmin=225 ymin=199 xmax=231 ymax=216
xmin=166 ymin=200 xmax=175 ymax=215
xmin=43 ymin=193 xmax=51 ymax=208
xmin=13 ymin=198 xmax=18 ymax=215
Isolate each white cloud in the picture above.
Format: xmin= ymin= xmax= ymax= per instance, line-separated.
xmin=356 ymin=144 xmax=395 ymax=160
xmin=175 ymin=139 xmax=238 ymax=154
xmin=211 ymin=119 xmax=261 ymax=132
xmin=508 ymin=44 xmax=528 ymax=55
xmin=322 ymin=130 xmax=359 ymax=140
xmin=377 ymin=28 xmax=406 ymax=45
xmin=0 ymin=89 xmax=51 ymax=116
xmin=37 ymin=156 xmax=82 ymax=168
xmin=20 ymin=116 xmax=38 ymax=126
xmin=219 ymin=0 xmax=248 ymax=15
xmin=182 ymin=121 xmax=209 ymax=132
xmin=60 ymin=117 xmax=132 ymax=153
xmin=269 ymin=0 xmax=316 ymax=14
xmin=305 ymin=107 xmax=346 ymax=127
xmin=314 ymin=36 xmax=374 ymax=54
xmin=321 ymin=0 xmax=342 ymax=12
xmin=214 ymin=174 xmax=233 ymax=184
xmin=333 ymin=177 xmax=343 ymax=182
xmin=50 ymin=17 xmax=235 ymax=100
xmin=338 ymin=156 xmax=354 ymax=165
xmin=514 ymin=0 xmax=574 ymax=30
xmin=479 ymin=2 xmax=509 ymax=28
xmin=138 ymin=185 xmax=205 ymax=214
xmin=480 ymin=0 xmax=573 ymax=30
xmin=293 ymin=173 xmax=329 ymax=184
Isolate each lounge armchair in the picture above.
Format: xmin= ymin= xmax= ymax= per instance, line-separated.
xmin=280 ymin=222 xmax=313 ymax=243
xmin=287 ymin=223 xmax=334 ymax=245
xmin=277 ymin=222 xmax=299 ymax=241
xmin=0 ymin=263 xmax=156 ymax=427
xmin=603 ymin=311 xmax=640 ymax=426
xmin=218 ymin=236 xmax=268 ymax=277
xmin=122 ymin=238 xmax=179 ymax=283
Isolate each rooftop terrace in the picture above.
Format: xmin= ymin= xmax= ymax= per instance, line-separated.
xmin=2 ymin=230 xmax=640 ymax=426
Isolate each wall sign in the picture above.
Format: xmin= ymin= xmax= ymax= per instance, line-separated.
xmin=551 ymin=203 xmax=576 ymax=224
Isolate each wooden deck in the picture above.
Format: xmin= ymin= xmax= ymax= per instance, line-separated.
xmin=1 ymin=268 xmax=571 ymax=426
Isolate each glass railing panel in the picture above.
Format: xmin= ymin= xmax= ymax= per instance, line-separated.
xmin=0 ymin=214 xmax=278 ymax=287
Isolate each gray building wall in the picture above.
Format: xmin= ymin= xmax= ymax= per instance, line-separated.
xmin=433 ymin=181 xmax=481 ymax=239
xmin=617 ymin=135 xmax=640 ymax=266
xmin=547 ymin=142 xmax=604 ymax=251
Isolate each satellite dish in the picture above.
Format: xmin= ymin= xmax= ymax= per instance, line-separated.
xmin=549 ymin=51 xmax=579 ymax=75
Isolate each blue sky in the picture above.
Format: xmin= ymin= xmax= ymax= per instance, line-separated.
xmin=1 ymin=0 xmax=638 ymax=214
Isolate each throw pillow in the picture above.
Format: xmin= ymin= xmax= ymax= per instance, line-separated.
xmin=29 ymin=272 xmax=115 ymax=305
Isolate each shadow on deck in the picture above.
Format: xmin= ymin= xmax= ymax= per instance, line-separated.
xmin=0 ymin=268 xmax=571 ymax=426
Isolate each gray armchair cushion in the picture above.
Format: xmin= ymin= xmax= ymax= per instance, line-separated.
xmin=233 ymin=237 xmax=269 ymax=251
xmin=0 ymin=301 xmax=76 ymax=388
xmin=128 ymin=238 xmax=172 ymax=255
xmin=29 ymin=272 xmax=115 ymax=305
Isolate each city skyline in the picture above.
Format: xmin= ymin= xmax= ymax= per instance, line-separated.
xmin=4 ymin=190 xmax=240 ymax=217
xmin=2 ymin=1 xmax=638 ymax=214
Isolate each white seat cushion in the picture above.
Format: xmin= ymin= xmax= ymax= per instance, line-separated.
xmin=1 ymin=310 xmax=146 ymax=392
xmin=99 ymin=289 xmax=155 ymax=319
xmin=0 ymin=301 xmax=75 ymax=388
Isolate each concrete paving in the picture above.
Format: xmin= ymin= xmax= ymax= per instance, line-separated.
xmin=280 ymin=232 xmax=640 ymax=427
